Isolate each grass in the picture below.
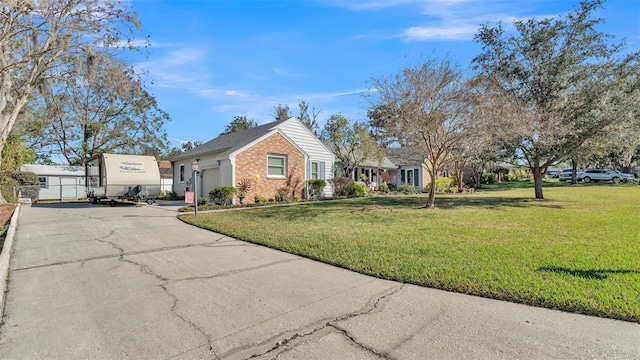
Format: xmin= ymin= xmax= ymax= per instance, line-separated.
xmin=179 ymin=183 xmax=640 ymax=322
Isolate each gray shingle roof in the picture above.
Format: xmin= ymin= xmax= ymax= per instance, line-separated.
xmin=172 ymin=120 xmax=282 ymax=161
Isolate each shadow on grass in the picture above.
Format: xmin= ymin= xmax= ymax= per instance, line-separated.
xmin=539 ymin=266 xmax=640 ymax=280
xmin=244 ymin=194 xmax=564 ymax=222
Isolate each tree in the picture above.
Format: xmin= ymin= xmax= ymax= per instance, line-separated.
xmin=298 ymin=100 xmax=321 ymax=137
xmin=220 ymin=114 xmax=257 ymax=135
xmin=1 ymin=129 xmax=36 ymax=172
xmin=273 ymin=104 xmax=291 ymax=121
xmin=321 ymin=113 xmax=384 ymax=178
xmin=367 ymin=57 xmax=480 ymax=208
xmin=26 ymin=54 xmax=169 ymax=165
xmin=161 ymin=140 xmax=203 ymax=161
xmin=473 ymin=0 xmax=637 ymax=199
xmin=0 ymin=0 xmax=143 ymax=203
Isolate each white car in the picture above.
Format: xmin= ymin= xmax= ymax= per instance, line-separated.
xmin=578 ymin=169 xmax=634 ymax=184
xmin=558 ymin=168 xmax=578 ymax=181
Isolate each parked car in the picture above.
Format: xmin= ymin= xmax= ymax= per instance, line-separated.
xmin=578 ymin=169 xmax=634 ymax=184
xmin=558 ymin=168 xmax=578 ymax=182
xmin=546 ymin=168 xmax=561 ymax=178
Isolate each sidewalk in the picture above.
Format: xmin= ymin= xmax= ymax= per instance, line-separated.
xmin=0 ymin=203 xmax=638 ymax=359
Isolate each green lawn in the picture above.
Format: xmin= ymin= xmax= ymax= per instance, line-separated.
xmin=179 ymin=183 xmax=640 ymax=322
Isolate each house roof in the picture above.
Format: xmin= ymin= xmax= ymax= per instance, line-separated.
xmin=172 ymin=119 xmax=284 ymax=161
xmin=20 ymin=164 xmax=85 ymax=177
xmin=385 ymin=148 xmax=425 ymax=167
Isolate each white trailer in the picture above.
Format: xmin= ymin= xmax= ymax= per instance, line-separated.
xmin=86 ymin=154 xmax=160 ymax=206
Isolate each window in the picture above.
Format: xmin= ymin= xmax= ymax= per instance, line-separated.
xmin=311 ymin=162 xmax=319 ymax=179
xmin=267 ymin=155 xmax=286 ymax=177
xmin=179 ymin=164 xmax=185 ymax=182
xmin=38 ymin=177 xmax=47 ymax=189
xmin=406 ymin=170 xmax=413 ymax=185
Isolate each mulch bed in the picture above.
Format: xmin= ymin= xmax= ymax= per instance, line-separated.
xmin=0 ymin=204 xmax=16 ymax=227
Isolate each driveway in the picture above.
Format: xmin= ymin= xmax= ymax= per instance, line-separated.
xmin=0 ymin=202 xmax=638 ymax=359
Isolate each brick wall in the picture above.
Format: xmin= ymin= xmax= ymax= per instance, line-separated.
xmin=234 ymin=132 xmax=305 ymax=203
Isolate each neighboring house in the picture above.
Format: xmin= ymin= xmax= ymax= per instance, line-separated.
xmin=158 ymin=161 xmax=173 ymax=193
xmin=19 ymin=164 xmax=86 ymax=200
xmin=334 ymin=155 xmax=398 ymax=190
xmin=171 ymin=117 xmax=334 ymax=203
xmin=386 ymin=148 xmax=431 ymax=192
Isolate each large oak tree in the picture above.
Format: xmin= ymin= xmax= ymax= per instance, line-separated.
xmin=0 ymin=0 xmax=144 ymax=202
xmin=473 ymin=0 xmax=637 ymax=199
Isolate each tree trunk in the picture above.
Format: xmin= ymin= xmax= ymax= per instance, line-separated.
xmin=532 ymin=164 xmax=544 ymax=199
xmin=426 ymin=175 xmax=437 ymax=208
xmin=571 ymin=159 xmax=578 ymax=185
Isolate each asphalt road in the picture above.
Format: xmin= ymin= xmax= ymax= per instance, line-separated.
xmin=0 ymin=202 xmax=638 ymax=359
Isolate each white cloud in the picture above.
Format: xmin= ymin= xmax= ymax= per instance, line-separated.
xmin=225 ymin=90 xmax=248 ymax=97
xmin=403 ymin=25 xmax=478 ymax=41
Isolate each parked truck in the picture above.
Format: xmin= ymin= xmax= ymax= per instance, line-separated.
xmin=86 ymin=154 xmax=161 ymax=206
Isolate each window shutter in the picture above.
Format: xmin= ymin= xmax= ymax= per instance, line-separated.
xmin=400 ymin=169 xmax=405 ymax=183
xmin=306 ymin=160 xmax=310 ymax=180
xmin=320 ymin=162 xmax=325 ymax=180
xmin=414 ymin=168 xmax=420 ymax=187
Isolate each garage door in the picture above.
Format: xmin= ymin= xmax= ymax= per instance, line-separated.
xmin=201 ymin=168 xmax=219 ymax=195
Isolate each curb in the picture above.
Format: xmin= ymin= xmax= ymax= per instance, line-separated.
xmin=0 ymin=204 xmax=21 ymax=320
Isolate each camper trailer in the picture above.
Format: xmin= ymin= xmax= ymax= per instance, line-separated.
xmin=86 ymin=154 xmax=161 ymax=206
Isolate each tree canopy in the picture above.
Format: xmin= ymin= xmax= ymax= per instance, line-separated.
xmin=472 ymin=0 xmax=638 ymax=198
xmin=220 ymin=114 xmax=257 ymax=136
xmin=0 ymin=0 xmax=146 ymax=203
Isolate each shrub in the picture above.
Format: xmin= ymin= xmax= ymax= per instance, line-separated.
xmin=274 ymin=190 xmax=288 ymax=202
xmin=436 ymin=177 xmax=455 ymax=193
xmin=197 ymin=197 xmax=208 ymax=206
xmin=164 ymin=191 xmax=179 ymax=200
xmin=482 ymin=173 xmax=496 ymax=184
xmin=378 ymin=182 xmax=390 ymax=194
xmin=1 ymin=171 xmax=39 ymax=202
xmin=330 ymin=177 xmax=354 ymax=197
xmin=209 ymin=186 xmax=237 ymax=205
xmin=254 ymin=194 xmax=268 ymax=203
xmin=399 ymin=184 xmax=419 ymax=195
xmin=307 ymin=179 xmax=326 ymax=199
xmin=351 ymin=182 xmax=369 ymax=197
xmin=359 ymin=173 xmax=368 ymax=182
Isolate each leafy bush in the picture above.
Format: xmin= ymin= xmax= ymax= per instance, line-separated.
xmin=359 ymin=173 xmax=368 ymax=182
xmin=1 ymin=171 xmax=40 ymax=202
xmin=436 ymin=177 xmax=455 ymax=193
xmin=378 ymin=182 xmax=390 ymax=194
xmin=274 ymin=190 xmax=288 ymax=202
xmin=482 ymin=173 xmax=497 ymax=184
xmin=164 ymin=191 xmax=179 ymax=200
xmin=399 ymin=184 xmax=419 ymax=195
xmin=209 ymin=186 xmax=237 ymax=205
xmin=351 ymin=182 xmax=369 ymax=197
xmin=198 ymin=197 xmax=208 ymax=206
xmin=330 ymin=177 xmax=354 ymax=197
xmin=307 ymin=179 xmax=326 ymax=199
xmin=254 ymin=194 xmax=268 ymax=203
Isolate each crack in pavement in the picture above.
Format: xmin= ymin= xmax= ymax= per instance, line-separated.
xmin=224 ymin=284 xmax=404 ymax=359
xmin=12 ymin=237 xmax=236 ymax=272
xmin=96 ymin=237 xmax=219 ymax=359
xmin=121 ymin=256 xmax=219 ymax=359
xmin=169 ymin=258 xmax=302 ymax=284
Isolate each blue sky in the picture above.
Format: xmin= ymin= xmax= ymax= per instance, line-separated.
xmin=128 ymin=0 xmax=640 ymax=148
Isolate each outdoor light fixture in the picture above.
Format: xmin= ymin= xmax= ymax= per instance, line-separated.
xmin=192 ymin=158 xmax=200 ymax=215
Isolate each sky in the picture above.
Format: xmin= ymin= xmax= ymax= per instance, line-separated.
xmin=127 ymin=0 xmax=640 ymax=148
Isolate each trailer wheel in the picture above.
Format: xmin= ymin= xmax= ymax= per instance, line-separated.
xmin=109 ymin=200 xmax=116 ymax=207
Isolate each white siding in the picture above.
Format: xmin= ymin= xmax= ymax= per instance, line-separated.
xmin=276 ymin=118 xmax=335 ymax=196
xmin=219 ymin=159 xmax=233 ymax=187
xmin=172 ymin=155 xmax=223 ymax=196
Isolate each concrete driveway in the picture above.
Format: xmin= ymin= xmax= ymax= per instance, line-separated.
xmin=0 ymin=202 xmax=638 ymax=359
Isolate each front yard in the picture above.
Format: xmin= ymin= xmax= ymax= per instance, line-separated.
xmin=179 ymin=184 xmax=640 ymax=322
